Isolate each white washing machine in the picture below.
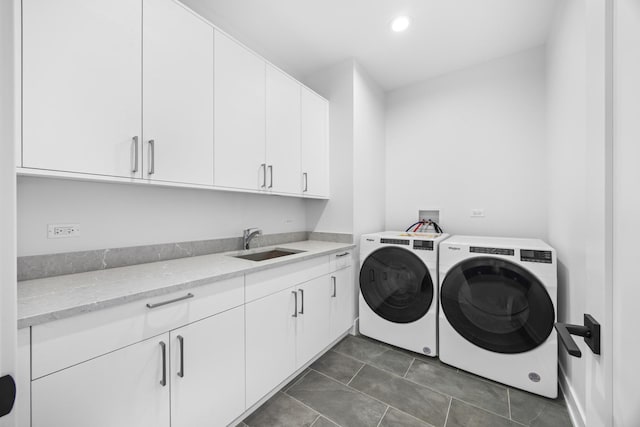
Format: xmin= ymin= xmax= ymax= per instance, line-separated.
xmin=359 ymin=231 xmax=450 ymax=356
xmin=439 ymin=235 xmax=557 ymax=398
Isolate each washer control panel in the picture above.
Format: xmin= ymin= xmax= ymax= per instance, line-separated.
xmin=413 ymin=240 xmax=434 ymax=251
xmin=521 ymin=250 xmax=553 ymax=263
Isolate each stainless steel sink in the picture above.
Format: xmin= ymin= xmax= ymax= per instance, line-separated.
xmin=232 ymin=248 xmax=304 ymax=262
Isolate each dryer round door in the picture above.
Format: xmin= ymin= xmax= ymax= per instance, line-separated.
xmin=360 ymin=246 xmax=434 ymax=324
xmin=440 ymin=256 xmax=555 ymax=354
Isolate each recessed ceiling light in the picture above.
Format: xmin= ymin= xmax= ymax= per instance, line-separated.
xmin=391 ymin=16 xmax=410 ymax=33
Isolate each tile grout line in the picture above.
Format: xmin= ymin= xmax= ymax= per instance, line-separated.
xmin=403 ymin=358 xmax=416 ymax=378
xmin=443 ymin=397 xmax=453 ymax=427
xmin=309 ymin=414 xmax=321 ymax=427
xmin=346 ymin=363 xmax=366 ymax=386
xmin=285 ymin=369 xmax=311 ymax=393
xmin=375 ymin=406 xmax=390 ymax=427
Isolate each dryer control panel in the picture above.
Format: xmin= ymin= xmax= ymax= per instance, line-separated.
xmin=413 ymin=240 xmax=434 ymax=251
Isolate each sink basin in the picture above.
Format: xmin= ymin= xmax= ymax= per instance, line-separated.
xmin=232 ymin=248 xmax=304 ymax=262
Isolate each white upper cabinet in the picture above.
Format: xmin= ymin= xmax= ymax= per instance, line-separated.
xmin=266 ymin=66 xmax=302 ymax=194
xmin=301 ymin=87 xmax=330 ymax=197
xmin=22 ymin=0 xmax=142 ymax=178
xmin=142 ymin=0 xmax=214 ymax=185
xmin=214 ymin=30 xmax=267 ymax=190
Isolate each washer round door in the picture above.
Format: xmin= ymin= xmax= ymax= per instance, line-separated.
xmin=440 ymin=256 xmax=555 ymax=354
xmin=360 ymin=246 xmax=434 ymax=324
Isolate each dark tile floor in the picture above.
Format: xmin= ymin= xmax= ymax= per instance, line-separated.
xmin=239 ymin=335 xmax=573 ymax=427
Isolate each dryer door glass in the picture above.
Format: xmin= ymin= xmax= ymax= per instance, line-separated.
xmin=360 ymin=247 xmax=434 ymax=324
xmin=441 ymin=257 xmax=555 ymax=354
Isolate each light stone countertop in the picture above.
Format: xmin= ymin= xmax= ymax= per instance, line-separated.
xmin=18 ymin=240 xmax=356 ymax=329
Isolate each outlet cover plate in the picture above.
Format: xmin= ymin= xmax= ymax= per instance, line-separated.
xmin=48 ymin=224 xmax=80 ymax=239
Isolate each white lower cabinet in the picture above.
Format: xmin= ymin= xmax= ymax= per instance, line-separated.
xmin=330 ymin=266 xmax=355 ymax=338
xmin=170 ymin=306 xmax=245 ymax=427
xmin=32 ymin=333 xmax=171 ymax=427
xmin=245 ymin=287 xmax=297 ymax=408
xmin=27 ymin=252 xmax=353 ymax=425
xmin=295 ymin=276 xmax=332 ymax=369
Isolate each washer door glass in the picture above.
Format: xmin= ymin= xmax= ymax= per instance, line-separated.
xmin=360 ymin=247 xmax=434 ymax=324
xmin=441 ymin=257 xmax=555 ymax=354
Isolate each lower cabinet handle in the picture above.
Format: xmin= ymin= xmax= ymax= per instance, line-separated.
xmin=146 ymin=293 xmax=194 ymax=309
xmin=331 ymin=276 xmax=337 ymax=297
xmin=148 ymin=139 xmax=155 ymax=175
xmin=177 ymin=335 xmax=185 ymax=378
xmin=260 ymin=163 xmax=267 ymax=188
xmin=131 ymin=136 xmax=139 ymax=173
xmin=336 ymin=252 xmax=350 ymax=258
xmin=299 ymin=289 xmax=304 ymax=314
xmin=159 ymin=341 xmax=167 ymax=387
xmin=292 ymin=291 xmax=298 ymax=318
xmin=268 ymin=165 xmax=273 ymax=189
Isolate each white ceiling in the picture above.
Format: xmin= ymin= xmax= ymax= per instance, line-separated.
xmin=182 ymin=0 xmax=557 ymax=91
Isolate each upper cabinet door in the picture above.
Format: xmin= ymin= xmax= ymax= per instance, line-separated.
xmin=214 ymin=31 xmax=266 ymax=190
xmin=301 ymin=88 xmax=330 ymax=197
xmin=143 ymin=0 xmax=214 ymax=185
xmin=266 ymin=66 xmax=301 ymax=194
xmin=22 ymin=0 xmax=142 ymax=178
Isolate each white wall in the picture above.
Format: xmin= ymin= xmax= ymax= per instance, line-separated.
xmin=613 ymin=0 xmax=640 ymax=425
xmin=546 ymin=0 xmax=587 ymax=423
xmin=304 ymin=60 xmax=355 ymax=236
xmin=385 ymin=47 xmax=547 ymax=238
xmin=353 ymin=63 xmax=386 ymax=240
xmin=17 ymin=177 xmax=307 ymax=256
xmin=0 ymin=0 xmax=18 ymax=425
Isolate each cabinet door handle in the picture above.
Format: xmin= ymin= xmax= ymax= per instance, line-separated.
xmin=303 ymin=172 xmax=308 ymax=192
xmin=148 ymin=139 xmax=155 ymax=175
xmin=336 ymin=252 xmax=350 ymax=258
xmin=177 ymin=335 xmax=185 ymax=378
xmin=268 ymin=165 xmax=273 ymax=189
xmin=131 ymin=136 xmax=139 ymax=173
xmin=159 ymin=341 xmax=167 ymax=386
xmin=331 ymin=276 xmax=337 ymax=297
xmin=292 ymin=291 xmax=298 ymax=317
xmin=260 ymin=163 xmax=267 ymax=188
xmin=298 ymin=289 xmax=304 ymax=314
xmin=146 ymin=293 xmax=194 ymax=309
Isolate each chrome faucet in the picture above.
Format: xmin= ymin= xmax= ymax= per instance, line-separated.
xmin=243 ymin=228 xmax=262 ymax=250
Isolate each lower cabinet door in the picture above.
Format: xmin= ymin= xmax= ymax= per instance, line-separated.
xmin=331 ymin=266 xmax=355 ymax=339
xmin=170 ymin=306 xmax=245 ymax=427
xmin=296 ymin=276 xmax=332 ymax=368
xmin=32 ymin=333 xmax=171 ymax=427
xmin=245 ymin=287 xmax=297 ymax=408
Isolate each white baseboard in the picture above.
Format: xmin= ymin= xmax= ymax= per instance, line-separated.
xmin=558 ymin=363 xmax=586 ymax=427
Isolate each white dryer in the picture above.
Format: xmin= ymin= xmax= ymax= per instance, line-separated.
xmin=439 ymin=235 xmax=557 ymax=398
xmin=359 ymin=231 xmax=449 ymax=356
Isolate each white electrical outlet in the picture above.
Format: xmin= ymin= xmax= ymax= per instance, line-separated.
xmin=48 ymin=224 xmax=80 ymax=239
xmin=471 ymin=209 xmax=485 ymax=218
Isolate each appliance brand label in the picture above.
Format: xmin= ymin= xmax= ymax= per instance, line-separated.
xmin=448 ymin=246 xmax=461 ymax=251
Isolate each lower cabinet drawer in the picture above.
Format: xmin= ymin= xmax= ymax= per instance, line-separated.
xmin=329 ymin=250 xmax=353 ymax=272
xmin=32 ymin=276 xmax=244 ymax=379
